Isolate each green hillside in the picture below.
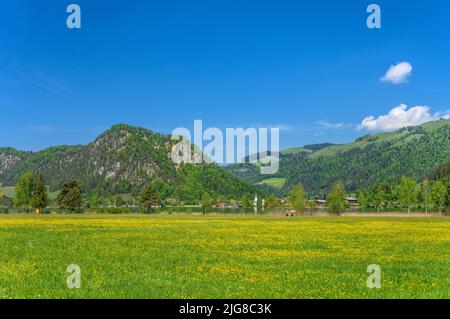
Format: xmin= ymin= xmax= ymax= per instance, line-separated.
xmin=425 ymin=159 xmax=450 ymax=182
xmin=281 ymin=147 xmax=312 ymax=155
xmin=0 ymin=124 xmax=258 ymax=203
xmin=226 ymin=119 xmax=450 ymax=196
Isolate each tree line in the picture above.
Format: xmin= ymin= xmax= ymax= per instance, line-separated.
xmin=283 ymin=176 xmax=450 ymax=214
xmin=1 ymin=172 xmax=163 ymax=214
xmin=2 ymin=172 xmax=449 ymax=215
xmin=3 ymin=172 xmax=83 ymax=213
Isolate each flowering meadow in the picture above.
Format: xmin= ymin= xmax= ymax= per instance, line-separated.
xmin=0 ymin=214 xmax=448 ymax=298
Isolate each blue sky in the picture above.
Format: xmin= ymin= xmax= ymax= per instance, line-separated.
xmin=1 ymin=0 xmax=449 ymax=151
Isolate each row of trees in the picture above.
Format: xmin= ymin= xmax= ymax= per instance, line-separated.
xmin=357 ymin=177 xmax=450 ymax=213
xmin=276 ymin=176 xmax=450 ymax=214
xmin=189 ymin=176 xmax=450 ymax=215
xmin=2 ymin=171 xmax=161 ymax=214
xmin=7 ymin=172 xmax=83 ymax=213
xmin=3 ymin=172 xmax=449 ymax=215
xmin=285 ymin=182 xmax=347 ymax=214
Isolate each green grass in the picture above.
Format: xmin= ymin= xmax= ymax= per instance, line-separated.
xmin=0 ymin=214 xmax=448 ymax=299
xmin=281 ymin=147 xmax=312 ymax=155
xmin=258 ymin=178 xmax=287 ymax=189
xmin=307 ymin=129 xmax=413 ymax=159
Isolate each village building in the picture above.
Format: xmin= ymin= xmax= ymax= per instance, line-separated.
xmin=344 ymin=197 xmax=358 ymax=206
xmin=315 ymin=199 xmax=327 ymax=206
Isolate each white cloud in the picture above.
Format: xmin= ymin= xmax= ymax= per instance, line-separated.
xmin=380 ymin=61 xmax=412 ymax=84
xmin=358 ymin=104 xmax=448 ymax=131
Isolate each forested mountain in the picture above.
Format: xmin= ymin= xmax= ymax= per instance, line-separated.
xmin=0 ymin=148 xmax=30 ymax=176
xmin=0 ymin=124 xmax=257 ymax=203
xmin=425 ymin=159 xmax=450 ymax=182
xmin=225 ymin=119 xmax=450 ymax=197
xmin=2 ymin=120 xmax=449 ymax=202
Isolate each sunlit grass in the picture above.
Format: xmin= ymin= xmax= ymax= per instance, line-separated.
xmin=0 ymin=214 xmax=448 ymax=298
xmin=259 ymin=178 xmax=286 ymax=189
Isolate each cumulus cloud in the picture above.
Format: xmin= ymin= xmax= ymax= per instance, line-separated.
xmin=380 ymin=61 xmax=412 ymax=84
xmin=358 ymin=104 xmax=448 ymax=131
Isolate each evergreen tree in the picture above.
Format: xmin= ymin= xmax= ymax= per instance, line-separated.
xmin=14 ymin=172 xmax=35 ymax=208
xmin=57 ymin=181 xmax=83 ymax=212
xmin=31 ymin=175 xmax=48 ymax=214
xmin=327 ymin=181 xmax=346 ymax=215
xmin=288 ymin=183 xmax=306 ymax=213
xmin=140 ymin=184 xmax=160 ymax=213
xmin=398 ymin=176 xmax=418 ymax=213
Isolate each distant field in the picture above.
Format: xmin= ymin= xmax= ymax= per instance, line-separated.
xmin=1 ymin=186 xmax=59 ymax=200
xmin=259 ymin=178 xmax=286 ymax=189
xmin=1 ymin=187 xmax=15 ymax=198
xmin=0 ymin=214 xmax=448 ymax=298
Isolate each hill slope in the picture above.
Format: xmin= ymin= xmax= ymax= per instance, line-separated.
xmin=225 ymin=119 xmax=450 ymax=196
xmin=0 ymin=124 xmax=258 ymax=203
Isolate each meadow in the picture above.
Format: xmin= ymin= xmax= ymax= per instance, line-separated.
xmin=0 ymin=214 xmax=448 ymax=299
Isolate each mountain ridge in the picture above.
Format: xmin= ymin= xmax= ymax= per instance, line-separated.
xmin=225 ymin=119 xmax=450 ymax=196
xmin=0 ymin=124 xmax=258 ymax=203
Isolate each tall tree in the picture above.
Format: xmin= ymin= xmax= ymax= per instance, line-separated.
xmin=201 ymin=192 xmax=213 ymax=214
xmin=307 ymin=198 xmax=317 ymax=213
xmin=31 ymin=175 xmax=48 ymax=214
xmin=373 ymin=188 xmax=385 ymax=213
xmin=13 ymin=172 xmax=35 ymax=208
xmin=446 ymin=180 xmax=450 ymax=213
xmin=357 ymin=191 xmax=367 ymax=213
xmin=398 ymin=176 xmax=418 ymax=213
xmin=327 ymin=181 xmax=346 ymax=215
xmin=288 ymin=184 xmax=306 ymax=213
xmin=265 ymin=194 xmax=279 ymax=213
xmin=57 ymin=181 xmax=83 ymax=212
xmin=240 ymin=193 xmax=251 ymax=214
xmin=420 ymin=179 xmax=431 ymax=213
xmin=431 ymin=181 xmax=447 ymax=213
xmin=115 ymin=195 xmax=126 ymax=207
xmin=140 ymin=184 xmax=160 ymax=213
xmin=90 ymin=194 xmax=102 ymax=208
xmin=0 ymin=184 xmax=3 ymax=207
